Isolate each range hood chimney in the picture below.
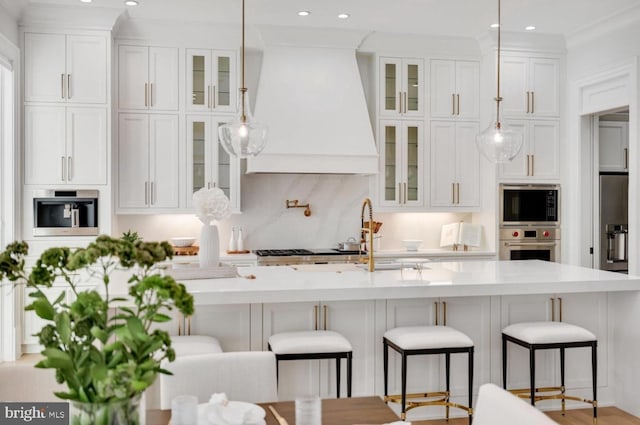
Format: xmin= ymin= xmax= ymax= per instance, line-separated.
xmin=246 ymin=27 xmax=378 ymax=174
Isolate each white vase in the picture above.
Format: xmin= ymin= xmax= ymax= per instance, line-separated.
xmin=199 ymin=222 xmax=220 ymax=267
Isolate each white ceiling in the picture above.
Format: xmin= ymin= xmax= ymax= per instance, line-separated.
xmin=13 ymin=0 xmax=640 ymax=38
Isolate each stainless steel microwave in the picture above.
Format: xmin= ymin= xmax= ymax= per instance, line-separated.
xmin=33 ymin=190 xmax=99 ymax=236
xmin=499 ymin=184 xmax=560 ymax=227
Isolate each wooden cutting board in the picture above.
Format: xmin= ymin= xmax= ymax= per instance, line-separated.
xmin=172 ymin=245 xmax=199 ymax=256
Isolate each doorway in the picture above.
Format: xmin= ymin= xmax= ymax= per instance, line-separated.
xmin=592 ymin=109 xmax=630 ymax=273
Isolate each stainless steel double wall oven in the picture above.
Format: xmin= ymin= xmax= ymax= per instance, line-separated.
xmin=499 ymin=184 xmax=560 ymax=262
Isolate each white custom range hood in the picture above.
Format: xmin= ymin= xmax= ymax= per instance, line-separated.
xmin=247 ymin=29 xmax=378 ymax=174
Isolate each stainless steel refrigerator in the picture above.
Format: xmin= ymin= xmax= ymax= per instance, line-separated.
xmin=599 ymin=173 xmax=628 ymax=272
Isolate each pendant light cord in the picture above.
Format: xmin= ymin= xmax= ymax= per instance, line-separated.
xmin=240 ymin=0 xmax=247 ymax=122
xmin=495 ymin=0 xmax=502 ymax=129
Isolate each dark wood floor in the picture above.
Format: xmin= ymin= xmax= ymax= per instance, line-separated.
xmin=413 ymin=407 xmax=640 ymax=425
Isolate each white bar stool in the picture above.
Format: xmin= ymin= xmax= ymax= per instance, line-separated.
xmin=171 ymin=314 xmax=223 ymax=357
xmin=502 ymin=321 xmax=597 ymax=421
xmin=383 ymin=325 xmax=474 ymax=423
xmin=268 ymin=330 xmax=353 ymax=397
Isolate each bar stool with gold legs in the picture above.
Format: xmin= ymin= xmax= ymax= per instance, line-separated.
xmin=383 ymin=303 xmax=474 ymax=423
xmin=502 ymin=303 xmax=598 ymax=423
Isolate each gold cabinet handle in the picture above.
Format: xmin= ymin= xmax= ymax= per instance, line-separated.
xmin=67 ymin=74 xmax=71 ymax=99
xmin=531 ymin=91 xmax=535 ymax=114
xmin=403 ymin=91 xmax=407 ymax=114
xmin=558 ymin=297 xmax=563 ymax=322
xmin=150 ymin=181 xmax=155 ymax=205
xmin=61 ymin=156 xmax=65 ymax=181
xmin=550 ymin=297 xmax=556 ymax=321
xmin=144 ymin=182 xmax=148 ymax=205
xmin=187 ymin=316 xmax=192 ymax=336
xmin=403 ymin=182 xmax=408 ymax=204
xmin=531 ymin=155 xmax=534 ymax=176
xmin=150 ymin=83 xmax=154 ymax=107
xmin=323 ymin=305 xmax=328 ymax=330
xmin=456 ymin=183 xmax=460 ymax=204
xmin=456 ymin=94 xmax=460 ymax=115
xmin=213 ymin=85 xmax=217 ymax=109
xmin=526 ymin=91 xmax=530 ymax=113
xmin=61 ymin=74 xmax=65 ymax=99
xmin=314 ymin=305 xmax=319 ymax=330
xmin=398 ymin=183 xmax=402 ymax=204
xmin=624 ymin=147 xmax=629 ymax=169
xmin=434 ymin=301 xmax=439 ymax=326
xmin=442 ymin=301 xmax=447 ymax=326
xmin=452 ymin=93 xmax=456 ymax=115
xmin=144 ymin=83 xmax=148 ymax=107
xmin=207 ymin=85 xmax=211 ymax=108
xmin=398 ymin=91 xmax=402 ymax=114
xmin=67 ymin=156 xmax=72 ymax=181
xmin=452 ymin=182 xmax=455 ymax=204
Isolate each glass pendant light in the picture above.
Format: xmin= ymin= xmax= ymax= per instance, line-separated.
xmin=476 ymin=0 xmax=523 ymax=163
xmin=219 ymin=0 xmax=268 ymax=158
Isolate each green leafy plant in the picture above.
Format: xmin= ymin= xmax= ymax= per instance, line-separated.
xmin=121 ymin=230 xmax=141 ymax=244
xmin=0 ymin=235 xmax=193 ymax=406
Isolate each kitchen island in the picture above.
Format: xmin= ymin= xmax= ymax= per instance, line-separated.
xmin=141 ymin=260 xmax=640 ymax=419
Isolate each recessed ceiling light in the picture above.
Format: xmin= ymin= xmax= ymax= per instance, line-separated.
xmin=124 ymin=0 xmax=139 ymax=5
xmin=338 ymin=13 xmax=350 ymax=19
xmin=490 ymin=23 xmax=499 ymax=28
xmin=525 ymin=25 xmax=536 ymax=31
xmin=80 ymin=0 xmax=92 ymax=3
xmin=298 ymin=11 xmax=310 ymax=16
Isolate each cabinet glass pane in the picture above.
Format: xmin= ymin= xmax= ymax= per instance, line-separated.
xmin=384 ymin=125 xmax=397 ymax=201
xmin=406 ymin=126 xmax=418 ymax=201
xmin=217 ymin=56 xmax=231 ymax=107
xmin=385 ymin=64 xmax=397 ymax=111
xmin=192 ymin=55 xmax=206 ymax=106
xmin=407 ymin=64 xmax=419 ymax=112
xmin=216 ymin=122 xmax=232 ymax=199
xmin=192 ymin=121 xmax=206 ymax=193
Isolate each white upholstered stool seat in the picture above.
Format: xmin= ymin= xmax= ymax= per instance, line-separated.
xmin=268 ymin=330 xmax=353 ymax=398
xmin=171 ymin=335 xmax=223 ymax=357
xmin=268 ymin=330 xmax=352 ymax=354
xmin=502 ymin=321 xmax=598 ymax=421
xmin=384 ymin=326 xmax=474 ymax=350
xmin=503 ymin=321 xmax=596 ymax=344
xmin=383 ymin=325 xmax=474 ymax=423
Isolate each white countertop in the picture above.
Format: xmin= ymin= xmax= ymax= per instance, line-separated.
xmin=146 ymin=260 xmax=640 ymax=305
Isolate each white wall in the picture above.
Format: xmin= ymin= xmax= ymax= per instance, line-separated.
xmin=0 ymin=2 xmax=19 ymax=47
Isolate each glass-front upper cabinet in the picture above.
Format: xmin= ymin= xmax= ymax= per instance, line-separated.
xmin=378 ymin=120 xmax=424 ymax=209
xmin=186 ymin=116 xmax=241 ymax=211
xmin=187 ymin=49 xmax=237 ymax=113
xmin=379 ymin=57 xmax=424 ymax=118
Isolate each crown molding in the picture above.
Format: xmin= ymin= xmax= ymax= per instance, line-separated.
xmin=477 ymin=30 xmax=566 ymax=57
xmin=566 ymin=3 xmax=640 ymax=49
xmin=20 ymin=4 xmax=123 ymax=31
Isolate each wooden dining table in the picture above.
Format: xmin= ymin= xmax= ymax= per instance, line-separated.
xmin=146 ymin=396 xmax=402 ymax=425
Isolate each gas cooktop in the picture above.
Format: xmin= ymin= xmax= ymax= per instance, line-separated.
xmin=254 ymin=248 xmax=362 ymax=257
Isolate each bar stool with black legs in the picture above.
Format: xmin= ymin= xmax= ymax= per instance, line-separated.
xmin=268 ymin=306 xmax=353 ymax=398
xmin=502 ymin=316 xmax=598 ymax=422
xmin=383 ymin=303 xmax=474 ymax=423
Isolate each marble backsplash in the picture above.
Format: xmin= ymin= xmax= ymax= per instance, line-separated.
xmin=114 ymin=174 xmax=478 ymax=252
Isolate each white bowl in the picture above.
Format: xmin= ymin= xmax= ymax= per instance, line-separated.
xmin=170 ymin=237 xmax=196 ymax=247
xmin=401 ymin=239 xmax=423 ymax=251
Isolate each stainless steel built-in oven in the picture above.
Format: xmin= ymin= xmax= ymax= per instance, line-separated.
xmin=500 ymin=184 xmax=560 ymax=227
xmin=499 ymin=184 xmax=560 ymax=262
xmin=499 ymin=228 xmax=560 ymax=262
xmin=33 ymin=190 xmax=99 ymax=236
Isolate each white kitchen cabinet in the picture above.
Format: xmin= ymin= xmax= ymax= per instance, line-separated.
xmin=599 ymin=121 xmax=629 ymax=172
xmin=430 ymin=121 xmax=480 ymax=208
xmin=430 ymin=60 xmax=479 ymax=120
xmin=385 ymin=297 xmax=490 ymax=420
xmin=499 ymin=120 xmax=559 ymax=180
xmin=499 ymin=293 xmax=607 ymax=396
xmin=377 ymin=120 xmax=424 ymax=209
xmin=262 ymin=300 xmax=376 ymax=400
xmin=186 ymin=115 xmax=241 ymax=211
xmin=501 ymin=56 xmax=559 ymax=118
xmin=24 ymin=33 xmax=108 ymax=104
xmin=186 ymin=49 xmax=237 ymax=113
xmin=189 ymin=304 xmax=252 ymax=351
xmin=118 ymin=114 xmax=180 ymax=211
xmin=24 ymin=105 xmax=107 ymax=185
xmin=118 ymin=45 xmax=179 ymax=111
xmin=379 ymin=57 xmax=424 ymax=118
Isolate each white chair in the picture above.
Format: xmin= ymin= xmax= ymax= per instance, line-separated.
xmin=159 ymin=351 xmax=278 ymax=409
xmin=171 ymin=335 xmax=223 ymax=357
xmin=473 ymin=383 xmax=559 ymax=425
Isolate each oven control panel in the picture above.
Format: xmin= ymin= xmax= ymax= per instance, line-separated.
xmin=499 ymin=228 xmax=560 ymax=241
